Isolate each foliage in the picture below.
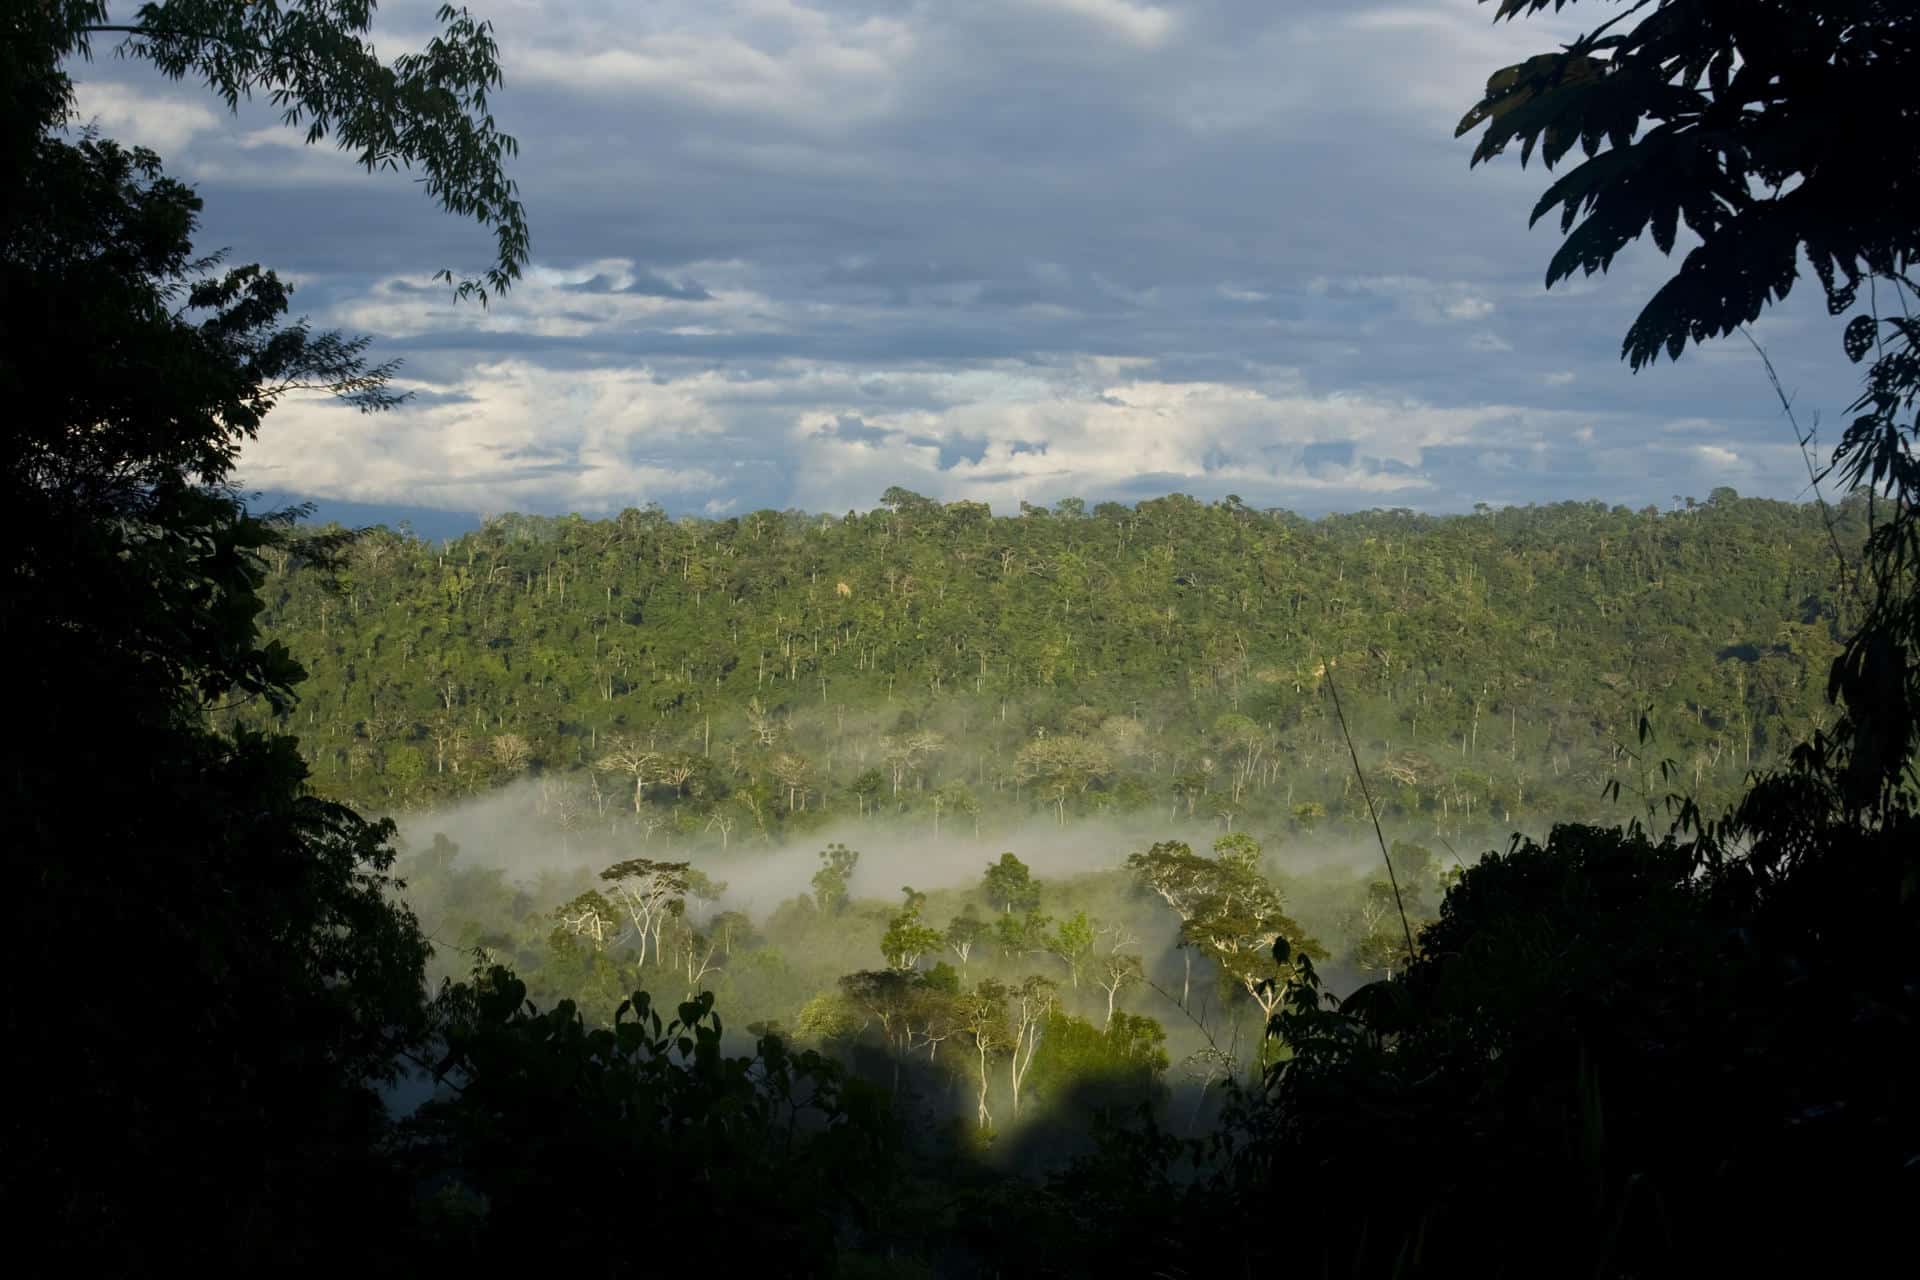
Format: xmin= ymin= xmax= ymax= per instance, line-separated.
xmin=404 ymin=966 xmax=893 ymax=1271
xmin=254 ymin=489 xmax=1863 ymax=845
xmin=1461 ymin=0 xmax=1920 ymax=821
xmin=1128 ymin=835 xmax=1325 ymax=1021
xmin=812 ymin=840 xmax=860 ymax=913
xmin=0 ymin=12 xmax=464 ymax=1265
xmin=55 ymin=0 xmax=528 ymax=298
xmin=1460 ymin=0 xmax=1915 ymax=369
xmin=983 ymin=851 xmax=1043 ymax=914
xmin=0 ymin=1 xmax=540 ymax=1263
xmin=1025 ymin=1010 xmax=1169 ymax=1115
xmin=881 ymin=887 xmax=945 ymax=972
xmin=12 ymin=1 xmax=1917 ymax=1271
xmin=1247 ymin=820 xmax=1915 ymax=1276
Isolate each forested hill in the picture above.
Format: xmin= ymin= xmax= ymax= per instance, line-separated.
xmin=254 ymin=488 xmax=1863 ymax=840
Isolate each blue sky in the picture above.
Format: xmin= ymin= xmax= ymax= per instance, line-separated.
xmin=72 ymin=0 xmax=1859 ymax=524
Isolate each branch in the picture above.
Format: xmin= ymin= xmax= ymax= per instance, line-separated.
xmin=1325 ymin=657 xmax=1417 ymax=966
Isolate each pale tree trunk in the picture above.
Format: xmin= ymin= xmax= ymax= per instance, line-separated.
xmin=1009 ymin=1021 xmax=1043 ymax=1118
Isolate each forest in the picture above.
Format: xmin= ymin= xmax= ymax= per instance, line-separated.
xmin=257 ymin=489 xmax=1858 ymax=836
xmin=7 ymin=3 xmax=1917 ymax=1278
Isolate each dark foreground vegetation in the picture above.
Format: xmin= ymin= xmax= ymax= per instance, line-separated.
xmin=6 ymin=3 xmax=1915 ymax=1277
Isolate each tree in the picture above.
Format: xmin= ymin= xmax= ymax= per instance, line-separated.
xmin=490 ymin=732 xmax=533 ymax=774
xmin=1093 ymin=952 xmax=1144 ymax=1028
xmin=1046 ymin=910 xmax=1097 ymax=989
xmin=772 ymin=750 xmax=814 ymax=813
xmin=851 ymin=767 xmax=885 ymax=817
xmin=0 ymin=2 xmax=546 ymax=1261
xmin=945 ymin=906 xmax=990 ymax=970
xmin=1026 ymin=1009 xmax=1168 ymax=1116
xmin=595 ymin=734 xmax=658 ymax=813
xmin=932 ymin=779 xmax=977 ymax=838
xmin=598 ymin=858 xmax=691 ymax=969
xmin=835 ymin=968 xmax=933 ymax=1092
xmin=954 ymin=982 xmax=1012 ymax=1129
xmin=994 ymin=908 xmax=1055 ymax=963
xmin=1006 ymin=975 xmax=1058 ymax=1119
xmin=881 ymin=729 xmax=944 ymax=796
xmin=407 ymin=970 xmax=883 ymax=1273
xmin=555 ymin=889 xmax=619 ymax=948
xmin=812 ymin=842 xmax=860 ymax=913
xmin=0 ymin=74 xmax=454 ymax=1275
xmin=983 ymin=851 xmax=1042 ymax=914
xmin=1127 ymin=837 xmax=1323 ymax=1021
xmin=880 ymin=887 xmax=944 ymax=972
xmin=1015 ymin=734 xmax=1114 ymax=824
xmin=1461 ymin=0 xmax=1914 ymax=373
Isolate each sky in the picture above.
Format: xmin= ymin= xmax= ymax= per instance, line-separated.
xmin=69 ymin=0 xmax=1861 ymax=528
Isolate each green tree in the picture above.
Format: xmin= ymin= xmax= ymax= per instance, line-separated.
xmin=954 ymin=980 xmax=1012 ymax=1130
xmin=1026 ymin=1009 xmax=1168 ymax=1116
xmin=1046 ymin=909 xmax=1097 ymax=989
xmin=598 ymin=858 xmax=691 ymax=970
xmin=851 ymin=767 xmax=886 ymax=817
xmin=983 ymin=851 xmax=1042 ymax=914
xmin=945 ymin=906 xmax=991 ymax=970
xmin=880 ymin=887 xmax=944 ymax=972
xmin=812 ymin=841 xmax=860 ymax=913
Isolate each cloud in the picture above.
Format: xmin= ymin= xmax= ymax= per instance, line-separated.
xmin=239 ymin=349 xmax=1723 ymax=520
xmin=1022 ymin=0 xmax=1177 ymax=49
xmin=67 ymin=81 xmax=219 ymax=152
xmin=514 ymin=2 xmax=915 ymax=128
xmin=1310 ymin=275 xmax=1500 ymax=326
xmin=59 ymin=0 xmax=1850 ymax=524
xmin=561 ymin=268 xmax=714 ymax=301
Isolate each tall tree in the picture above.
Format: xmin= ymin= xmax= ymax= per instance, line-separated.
xmin=812 ymin=841 xmax=860 ymax=914
xmin=983 ymin=851 xmax=1042 ymax=914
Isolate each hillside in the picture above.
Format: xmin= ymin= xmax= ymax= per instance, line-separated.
xmin=252 ymin=488 xmax=1862 ymax=845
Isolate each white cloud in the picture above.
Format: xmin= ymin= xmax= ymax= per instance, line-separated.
xmin=114 ymin=0 xmax=1834 ymax=520
xmin=514 ymin=2 xmax=913 ymax=129
xmin=68 ymin=81 xmax=219 ymax=152
xmin=1443 ymin=295 xmax=1496 ymax=322
xmin=240 ymin=350 xmax=1612 ymax=517
xmin=243 ymin=361 xmax=732 ymax=513
xmin=1020 ymin=0 xmax=1176 ymax=49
